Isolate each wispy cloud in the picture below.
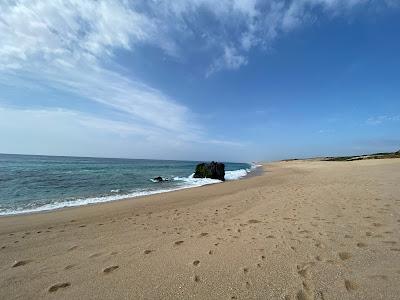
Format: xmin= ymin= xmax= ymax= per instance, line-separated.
xmin=318 ymin=129 xmax=335 ymax=134
xmin=0 ymin=105 xmax=245 ymax=160
xmin=207 ymin=46 xmax=248 ymax=76
xmin=366 ymin=115 xmax=400 ymax=125
xmin=1 ymin=1 xmax=394 ymax=75
xmin=0 ymin=1 xmax=201 ymax=146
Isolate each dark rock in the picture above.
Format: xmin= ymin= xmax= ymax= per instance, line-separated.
xmin=193 ymin=161 xmax=225 ymax=181
xmin=152 ymin=176 xmax=169 ymax=182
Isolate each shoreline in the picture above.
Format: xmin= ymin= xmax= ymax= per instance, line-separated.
xmin=0 ymin=164 xmax=263 ymax=218
xmin=1 ymin=159 xmax=399 ymax=299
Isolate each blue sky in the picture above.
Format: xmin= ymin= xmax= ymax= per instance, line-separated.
xmin=0 ymin=0 xmax=399 ymax=162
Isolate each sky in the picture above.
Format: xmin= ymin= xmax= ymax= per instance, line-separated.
xmin=0 ymin=0 xmax=399 ymax=162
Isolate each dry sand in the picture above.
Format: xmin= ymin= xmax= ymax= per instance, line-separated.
xmin=1 ymin=159 xmax=400 ymax=299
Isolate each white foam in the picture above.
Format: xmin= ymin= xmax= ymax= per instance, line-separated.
xmin=0 ymin=185 xmax=196 ymax=216
xmin=173 ymin=173 xmax=221 ymax=186
xmin=149 ymin=177 xmax=170 ymax=183
xmin=252 ymin=164 xmax=263 ymax=169
xmin=225 ymin=169 xmax=249 ymax=180
xmin=224 ymin=163 xmax=262 ymax=180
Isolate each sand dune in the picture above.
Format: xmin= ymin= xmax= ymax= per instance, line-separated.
xmin=1 ymin=159 xmax=400 ymax=299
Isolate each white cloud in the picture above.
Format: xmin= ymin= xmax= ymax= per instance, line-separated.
xmin=0 ymin=0 xmax=395 ymax=74
xmin=366 ymin=115 xmax=400 ymax=125
xmin=0 ymin=0 xmax=199 ymax=141
xmin=0 ymin=0 xmax=159 ymax=69
xmin=162 ymin=0 xmax=393 ymax=73
xmin=207 ymin=46 xmax=248 ymax=76
xmin=0 ymin=106 xmax=244 ymax=160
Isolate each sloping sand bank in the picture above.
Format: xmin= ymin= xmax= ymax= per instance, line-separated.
xmin=1 ymin=159 xmax=400 ymax=299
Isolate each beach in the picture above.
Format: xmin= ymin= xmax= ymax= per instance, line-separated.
xmin=1 ymin=159 xmax=399 ymax=299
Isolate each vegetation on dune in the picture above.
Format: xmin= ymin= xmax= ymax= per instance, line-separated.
xmin=325 ymin=150 xmax=400 ymax=162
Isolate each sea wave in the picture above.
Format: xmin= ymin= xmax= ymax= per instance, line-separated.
xmin=0 ymin=186 xmax=191 ymax=216
xmin=225 ymin=169 xmax=248 ymax=180
xmin=173 ymin=163 xmax=262 ymax=182
xmin=225 ymin=163 xmax=262 ymax=180
xmin=173 ymin=173 xmax=220 ymax=185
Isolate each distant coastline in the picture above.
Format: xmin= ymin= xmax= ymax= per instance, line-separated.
xmin=281 ymin=150 xmax=400 ymax=163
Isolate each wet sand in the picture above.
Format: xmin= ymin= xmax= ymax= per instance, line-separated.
xmin=1 ymin=159 xmax=400 ymax=299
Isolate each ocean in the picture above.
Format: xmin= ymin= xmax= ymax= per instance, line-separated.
xmin=0 ymin=154 xmax=257 ymax=216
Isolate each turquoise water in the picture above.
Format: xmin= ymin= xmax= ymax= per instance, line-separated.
xmin=0 ymin=154 xmax=253 ymax=215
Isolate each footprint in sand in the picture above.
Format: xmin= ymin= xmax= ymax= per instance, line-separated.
xmin=338 ymin=252 xmax=351 ymax=260
xmin=143 ymin=249 xmax=153 ymax=254
xmin=174 ymin=240 xmax=184 ymax=245
xmin=89 ymin=253 xmax=103 ymax=258
xmin=382 ymin=241 xmax=397 ymax=245
xmin=12 ymin=260 xmax=32 ymax=268
xmin=296 ymin=289 xmax=312 ymax=300
xmin=48 ymin=282 xmax=71 ymax=293
xmin=193 ymin=275 xmax=200 ymax=282
xmin=344 ymin=280 xmax=358 ymax=291
xmin=357 ymin=242 xmax=367 ymax=248
xmin=297 ymin=267 xmax=311 ymax=279
xmin=199 ymin=232 xmax=208 ymax=237
xmin=193 ymin=260 xmax=200 ymax=266
xmin=103 ymin=265 xmax=119 ymax=274
xmin=248 ymin=219 xmax=261 ymax=224
xmin=368 ymin=275 xmax=388 ymax=280
xmin=64 ymin=264 xmax=76 ymax=270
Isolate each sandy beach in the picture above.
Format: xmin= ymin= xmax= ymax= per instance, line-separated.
xmin=1 ymin=159 xmax=399 ymax=299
